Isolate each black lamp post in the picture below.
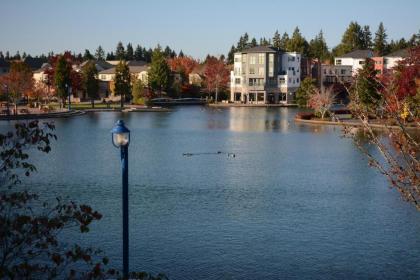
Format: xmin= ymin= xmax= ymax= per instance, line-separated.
xmin=111 ymin=120 xmax=130 ymax=278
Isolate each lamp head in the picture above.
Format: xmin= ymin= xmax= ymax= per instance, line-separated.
xmin=111 ymin=120 xmax=130 ymax=147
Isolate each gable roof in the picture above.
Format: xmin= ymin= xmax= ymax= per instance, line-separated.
xmin=240 ymin=45 xmax=279 ymax=53
xmin=23 ymin=56 xmax=48 ymax=70
xmin=80 ymin=60 xmax=114 ymax=71
xmin=337 ymin=49 xmax=374 ymax=59
xmin=98 ymin=65 xmax=150 ymax=75
xmin=385 ymin=48 xmax=409 ymax=58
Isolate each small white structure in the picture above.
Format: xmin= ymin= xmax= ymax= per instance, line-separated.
xmin=384 ymin=49 xmax=409 ymax=70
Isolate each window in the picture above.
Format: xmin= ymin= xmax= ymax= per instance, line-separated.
xmin=249 ymin=78 xmax=264 ymax=86
xmin=297 ymin=78 xmax=299 ymax=83
xmin=359 ymin=60 xmax=365 ymax=65
xmin=242 ymin=54 xmax=247 ymax=63
xmin=235 ymin=78 xmax=241 ymax=85
xmin=268 ymin=67 xmax=273 ymax=77
xmin=288 ymin=56 xmax=295 ymax=62
xmin=249 ymin=67 xmax=255 ymax=74
xmin=258 ymin=67 xmax=264 ymax=75
xmin=269 ymin=54 xmax=274 ymax=63
xmin=288 ymin=78 xmax=291 ymax=83
xmin=258 ymin=53 xmax=265 ymax=64
xmin=268 ymin=77 xmax=276 ymax=86
xmin=279 ymin=77 xmax=285 ymax=84
xmin=100 ymin=74 xmax=106 ymax=80
xmin=341 ymin=69 xmax=346 ymax=75
xmin=250 ymin=56 xmax=256 ymax=64
xmin=234 ymin=57 xmax=241 ymax=62
xmin=336 ymin=59 xmax=342 ymax=65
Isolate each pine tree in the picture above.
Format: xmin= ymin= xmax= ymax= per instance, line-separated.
xmin=106 ymin=52 xmax=115 ymax=60
xmin=309 ymin=30 xmax=329 ymax=60
xmin=164 ymin=46 xmax=172 ymax=58
xmin=148 ymin=47 xmax=171 ymax=96
xmin=280 ymin=32 xmax=290 ymax=51
xmin=333 ymin=21 xmax=364 ymax=56
xmin=134 ymin=45 xmax=143 ymax=61
xmin=361 ymin=25 xmax=372 ymax=49
xmin=353 ymin=58 xmax=382 ymax=111
xmin=250 ymin=38 xmax=257 ymax=47
xmin=115 ymin=41 xmax=125 ymax=60
xmin=373 ymin=22 xmax=388 ymax=56
xmin=227 ymin=45 xmax=236 ymax=65
xmin=287 ymin=27 xmax=309 ymax=55
xmin=114 ymin=60 xmax=131 ymax=108
xmin=95 ymin=46 xmax=105 ymax=60
xmin=179 ymin=50 xmax=184 ymax=57
xmin=83 ymin=49 xmax=94 ymax=61
xmin=126 ymin=43 xmax=134 ymax=60
xmin=273 ymin=30 xmax=281 ymax=49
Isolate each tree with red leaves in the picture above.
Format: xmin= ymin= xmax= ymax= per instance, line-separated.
xmin=203 ymin=57 xmax=230 ymax=102
xmin=0 ymin=62 xmax=34 ymax=114
xmin=168 ymin=56 xmax=198 ymax=78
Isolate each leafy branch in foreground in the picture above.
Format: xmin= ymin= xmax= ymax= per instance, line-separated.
xmin=0 ymin=121 xmax=167 ymax=279
xmin=343 ymin=47 xmax=419 ymax=209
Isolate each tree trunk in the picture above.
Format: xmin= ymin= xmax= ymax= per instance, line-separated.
xmin=215 ymin=87 xmax=218 ymax=104
xmin=91 ymin=99 xmax=94 ymax=109
xmin=120 ymin=94 xmax=124 ymax=109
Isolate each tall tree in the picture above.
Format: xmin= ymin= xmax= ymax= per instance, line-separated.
xmin=273 ymin=30 xmax=281 ymax=49
xmin=95 ymin=45 xmax=105 ymax=60
xmin=309 ymin=30 xmax=329 ymax=60
xmin=352 ymin=58 xmax=382 ymax=111
xmin=115 ymin=41 xmax=125 ymax=60
xmin=81 ymin=61 xmax=99 ymax=108
xmin=178 ymin=50 xmax=184 ymax=57
xmin=148 ymin=47 xmax=171 ymax=96
xmin=54 ymin=56 xmax=72 ymax=107
xmin=250 ymin=38 xmax=258 ymax=47
xmin=164 ymin=46 xmax=172 ymax=58
xmin=134 ymin=45 xmax=143 ymax=61
xmin=203 ymin=57 xmax=230 ymax=103
xmin=83 ymin=49 xmax=94 ymax=61
xmin=296 ymin=77 xmax=316 ymax=108
xmin=106 ymin=51 xmax=115 ymax=60
xmin=374 ymin=22 xmax=388 ymax=56
xmin=280 ymin=32 xmax=290 ymax=50
xmin=287 ymin=27 xmax=309 ymax=56
xmin=114 ymin=60 xmax=131 ymax=108
xmin=361 ymin=25 xmax=372 ymax=49
xmin=126 ymin=43 xmax=134 ymax=60
xmin=227 ymin=45 xmax=236 ymax=65
xmin=333 ymin=21 xmax=364 ymax=56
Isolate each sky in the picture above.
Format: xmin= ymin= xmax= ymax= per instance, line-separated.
xmin=1 ymin=0 xmax=419 ymax=60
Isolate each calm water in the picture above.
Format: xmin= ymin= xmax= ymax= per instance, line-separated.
xmin=3 ymin=107 xmax=420 ymax=279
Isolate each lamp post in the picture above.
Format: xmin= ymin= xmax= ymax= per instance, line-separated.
xmin=111 ymin=120 xmax=130 ymax=278
xmin=68 ymin=85 xmax=72 ymax=111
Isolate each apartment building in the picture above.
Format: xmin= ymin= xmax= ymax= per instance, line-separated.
xmin=230 ymin=46 xmax=301 ymax=104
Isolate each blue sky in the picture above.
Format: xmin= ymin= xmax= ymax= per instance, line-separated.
xmin=1 ymin=0 xmax=419 ymax=59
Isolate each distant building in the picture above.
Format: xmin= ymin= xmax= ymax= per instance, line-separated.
xmin=189 ymin=65 xmax=205 ymax=87
xmin=334 ymin=50 xmax=374 ymax=75
xmin=320 ymin=64 xmax=353 ymax=85
xmin=384 ymin=49 xmax=409 ymax=71
xmin=230 ymin=46 xmax=301 ymax=104
xmin=33 ymin=63 xmax=52 ymax=83
xmin=98 ymin=61 xmax=150 ymax=99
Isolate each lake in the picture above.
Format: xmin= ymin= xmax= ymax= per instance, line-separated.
xmin=3 ymin=106 xmax=420 ymax=279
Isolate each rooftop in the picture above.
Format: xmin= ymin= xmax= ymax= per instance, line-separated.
xmin=98 ymin=64 xmax=150 ymax=75
xmin=239 ymin=45 xmax=280 ymax=53
xmin=337 ymin=49 xmax=374 ymax=59
xmin=385 ymin=48 xmax=409 ymax=58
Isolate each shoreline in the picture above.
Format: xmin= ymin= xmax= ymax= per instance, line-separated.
xmin=208 ymin=103 xmax=298 ymax=108
xmin=294 ymin=117 xmax=419 ymax=130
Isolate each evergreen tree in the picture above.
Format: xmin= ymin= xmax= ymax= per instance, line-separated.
xmin=22 ymin=52 xmax=27 ymax=59
xmin=54 ymin=56 xmax=71 ymax=106
xmin=134 ymin=45 xmax=143 ymax=61
xmin=5 ymin=51 xmax=10 ymax=60
xmin=0 ymin=52 xmax=4 ymax=59
xmin=353 ymin=58 xmax=382 ymax=111
xmin=83 ymin=49 xmax=94 ymax=61
xmin=373 ymin=22 xmax=388 ymax=56
xmin=114 ymin=60 xmax=131 ymax=108
xmin=287 ymin=27 xmax=309 ymax=55
xmin=170 ymin=50 xmax=177 ymax=58
xmin=333 ymin=21 xmax=364 ymax=56
xmin=106 ymin=51 xmax=115 ymax=60
xmin=280 ymin=32 xmax=290 ymax=51
xmin=95 ymin=45 xmax=105 ymax=60
xmin=144 ymin=48 xmax=153 ymax=62
xmin=227 ymin=45 xmax=236 ymax=64
xmin=148 ymin=47 xmax=171 ymax=96
xmin=81 ymin=60 xmax=99 ymax=108
xmin=126 ymin=43 xmax=134 ymax=60
xmin=178 ymin=50 xmax=184 ymax=57
xmin=408 ymin=30 xmax=420 ymax=46
xmin=115 ymin=41 xmax=125 ymax=60
xmin=273 ymin=30 xmax=281 ymax=49
xmin=132 ymin=78 xmax=145 ymax=104
xmin=164 ymin=46 xmax=172 ymax=58
xmin=296 ymin=77 xmax=316 ymax=108
xmin=250 ymin=38 xmax=258 ymax=47
xmin=361 ymin=25 xmax=372 ymax=49
xmin=309 ymin=30 xmax=329 ymax=61
xmin=14 ymin=51 xmax=21 ymax=60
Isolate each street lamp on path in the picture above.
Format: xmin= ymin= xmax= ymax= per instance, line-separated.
xmin=111 ymin=120 xmax=130 ymax=278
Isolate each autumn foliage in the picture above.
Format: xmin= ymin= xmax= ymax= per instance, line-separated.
xmin=203 ymin=57 xmax=230 ymax=101
xmin=168 ymin=56 xmax=198 ymax=77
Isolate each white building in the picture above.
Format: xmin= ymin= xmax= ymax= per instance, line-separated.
xmin=334 ymin=50 xmax=374 ymax=75
xmin=230 ymin=46 xmax=301 ymax=104
xmin=384 ymin=49 xmax=409 ymax=70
